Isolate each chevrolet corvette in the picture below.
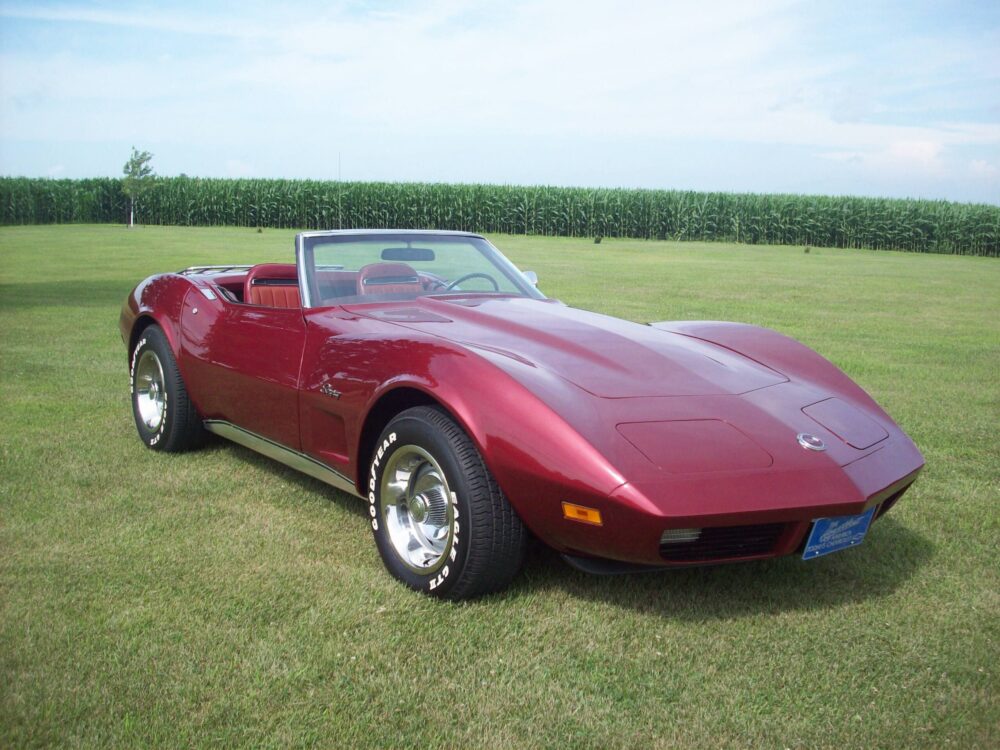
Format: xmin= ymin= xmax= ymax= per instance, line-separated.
xmin=120 ymin=230 xmax=923 ymax=599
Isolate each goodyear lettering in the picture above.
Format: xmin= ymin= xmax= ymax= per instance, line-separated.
xmin=129 ymin=337 xmax=147 ymax=395
xmin=428 ymin=565 xmax=450 ymax=591
xmin=368 ymin=432 xmax=398 ymax=533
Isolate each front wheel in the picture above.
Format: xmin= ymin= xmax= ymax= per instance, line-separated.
xmin=368 ymin=406 xmax=526 ymax=599
xmin=130 ymin=324 xmax=204 ymax=452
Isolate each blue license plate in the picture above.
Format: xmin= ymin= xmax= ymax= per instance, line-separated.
xmin=802 ymin=507 xmax=877 ymax=560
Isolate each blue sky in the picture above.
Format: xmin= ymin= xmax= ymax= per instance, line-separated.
xmin=1 ymin=0 xmax=998 ymax=204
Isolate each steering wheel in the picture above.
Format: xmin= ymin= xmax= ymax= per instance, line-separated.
xmin=421 ymin=272 xmax=449 ymax=291
xmin=444 ymin=272 xmax=500 ymax=292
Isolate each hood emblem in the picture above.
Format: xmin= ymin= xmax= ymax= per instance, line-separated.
xmin=797 ymin=433 xmax=826 ymax=451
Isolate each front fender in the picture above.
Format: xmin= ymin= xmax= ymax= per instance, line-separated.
xmin=387 ymin=344 xmax=650 ymax=550
xmin=371 ymin=351 xmax=627 ymax=495
xmin=300 ymin=329 xmax=629 ymax=541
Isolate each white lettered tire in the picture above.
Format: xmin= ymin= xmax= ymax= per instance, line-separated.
xmin=129 ymin=324 xmax=204 ymax=452
xmin=369 ymin=406 xmax=526 ymax=599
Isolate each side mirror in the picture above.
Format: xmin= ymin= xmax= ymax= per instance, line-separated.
xmin=522 ymin=270 xmax=538 ymax=286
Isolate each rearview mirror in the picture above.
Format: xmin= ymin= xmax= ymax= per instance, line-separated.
xmin=522 ymin=270 xmax=538 ymax=286
xmin=382 ymin=247 xmax=435 ymax=262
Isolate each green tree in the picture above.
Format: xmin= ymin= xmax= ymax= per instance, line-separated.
xmin=122 ymin=146 xmax=154 ymax=227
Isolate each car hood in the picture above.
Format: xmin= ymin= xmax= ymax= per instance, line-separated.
xmin=347 ymin=296 xmax=787 ymax=397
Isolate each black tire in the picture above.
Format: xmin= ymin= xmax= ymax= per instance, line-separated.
xmin=368 ymin=406 xmax=526 ymax=600
xmin=129 ymin=324 xmax=204 ymax=452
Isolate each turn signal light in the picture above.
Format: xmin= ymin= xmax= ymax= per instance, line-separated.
xmin=562 ymin=502 xmax=603 ymax=526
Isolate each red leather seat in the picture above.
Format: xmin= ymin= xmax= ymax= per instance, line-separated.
xmin=244 ymin=263 xmax=300 ymax=308
xmin=356 ymin=262 xmax=423 ymax=297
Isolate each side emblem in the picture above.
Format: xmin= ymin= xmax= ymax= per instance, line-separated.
xmin=320 ymin=383 xmax=342 ymax=399
xmin=797 ymin=433 xmax=826 ymax=451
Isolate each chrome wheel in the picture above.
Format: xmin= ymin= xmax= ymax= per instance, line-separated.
xmin=134 ymin=349 xmax=166 ymax=431
xmin=379 ymin=445 xmax=454 ymax=574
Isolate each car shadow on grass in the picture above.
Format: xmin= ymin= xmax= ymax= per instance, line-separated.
xmin=507 ymin=518 xmax=934 ymax=619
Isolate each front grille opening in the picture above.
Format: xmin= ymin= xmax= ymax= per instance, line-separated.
xmin=659 ymin=522 xmax=785 ymax=562
xmin=660 ymin=528 xmax=701 ymax=544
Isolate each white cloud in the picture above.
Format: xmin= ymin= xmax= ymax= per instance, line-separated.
xmin=970 ymin=159 xmax=998 ymax=178
xmin=884 ymin=140 xmax=943 ymax=169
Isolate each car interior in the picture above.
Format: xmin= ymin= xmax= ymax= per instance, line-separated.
xmin=204 ymin=262 xmax=433 ymax=309
xmin=194 ymin=239 xmax=530 ymax=309
xmin=243 ymin=263 xmax=300 ymax=308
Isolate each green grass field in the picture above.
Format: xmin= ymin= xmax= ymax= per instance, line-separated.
xmin=1 ymin=225 xmax=998 ymax=748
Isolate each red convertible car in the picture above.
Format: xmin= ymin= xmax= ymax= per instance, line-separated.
xmin=121 ymin=230 xmax=923 ymax=599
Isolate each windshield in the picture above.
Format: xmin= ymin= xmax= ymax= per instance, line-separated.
xmin=298 ymin=232 xmax=544 ymax=307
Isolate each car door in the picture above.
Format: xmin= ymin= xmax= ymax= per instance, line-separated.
xmin=296 ymin=307 xmax=375 ymax=480
xmin=179 ymin=288 xmax=306 ymax=450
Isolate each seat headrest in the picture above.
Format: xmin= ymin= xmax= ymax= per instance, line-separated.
xmin=244 ymin=263 xmax=297 ymax=303
xmin=246 ymin=263 xmax=297 ymax=282
xmin=357 ymin=262 xmax=420 ymax=285
xmin=356 ymin=262 xmax=423 ymax=296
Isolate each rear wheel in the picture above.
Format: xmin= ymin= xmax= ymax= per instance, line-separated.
xmin=130 ymin=324 xmax=204 ymax=452
xmin=368 ymin=406 xmax=526 ymax=599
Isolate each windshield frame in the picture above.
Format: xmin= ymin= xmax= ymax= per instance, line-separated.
xmin=295 ymin=230 xmax=545 ymax=309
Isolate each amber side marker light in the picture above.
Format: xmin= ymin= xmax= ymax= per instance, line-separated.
xmin=562 ymin=502 xmax=603 ymax=526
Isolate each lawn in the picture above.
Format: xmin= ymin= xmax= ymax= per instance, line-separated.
xmin=1 ymin=225 xmax=997 ymax=748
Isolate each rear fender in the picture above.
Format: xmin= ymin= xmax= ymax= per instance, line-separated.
xmin=122 ymin=274 xmax=193 ymax=360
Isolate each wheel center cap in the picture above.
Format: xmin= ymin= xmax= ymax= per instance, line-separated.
xmin=409 ymin=495 xmax=428 ymax=523
xmin=149 ymin=382 xmax=159 ymax=400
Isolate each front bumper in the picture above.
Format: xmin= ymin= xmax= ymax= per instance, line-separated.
xmin=542 ymin=437 xmax=924 ymax=568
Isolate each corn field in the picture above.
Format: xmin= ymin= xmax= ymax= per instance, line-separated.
xmin=1 ymin=176 xmax=997 ymax=255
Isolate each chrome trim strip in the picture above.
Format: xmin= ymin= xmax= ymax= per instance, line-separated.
xmin=295 ymin=233 xmax=313 ymax=308
xmin=203 ymin=420 xmax=360 ymax=497
xmin=297 ymin=229 xmax=485 ymax=239
xmin=179 ymin=265 xmax=255 ymax=275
